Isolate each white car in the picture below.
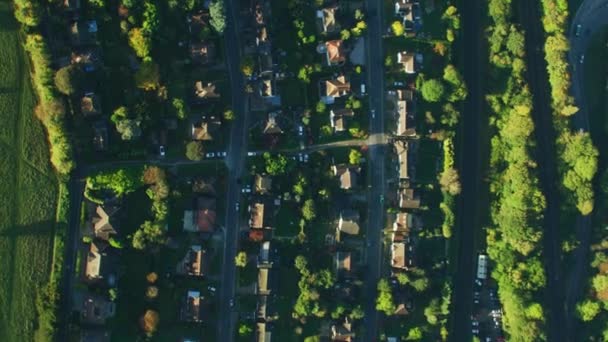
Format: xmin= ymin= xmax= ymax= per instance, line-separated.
xmin=206 ymin=152 xmax=215 ymax=158
xmin=304 ymin=154 xmax=309 ymax=163
xmin=371 ymin=109 xmax=376 ymax=119
xmin=579 ymin=54 xmax=585 ymax=64
xmin=235 ymin=202 xmax=240 ymax=211
xmin=219 ymin=151 xmax=227 ymax=157
xmin=298 ymin=125 xmax=304 ymax=136
xmin=159 ymin=145 xmax=165 ymax=157
xmin=208 ymin=286 xmax=216 ymax=292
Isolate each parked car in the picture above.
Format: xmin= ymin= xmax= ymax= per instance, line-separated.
xmin=575 ymin=24 xmax=582 ymax=37
xmin=298 ymin=125 xmax=304 ymax=136
xmin=219 ymin=151 xmax=227 ymax=157
xmin=159 ymin=145 xmax=165 ymax=157
xmin=206 ymin=152 xmax=215 ymax=158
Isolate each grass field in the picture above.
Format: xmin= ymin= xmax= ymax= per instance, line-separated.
xmin=0 ymin=1 xmax=59 ymax=340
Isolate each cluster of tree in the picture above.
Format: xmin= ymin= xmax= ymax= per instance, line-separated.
xmin=485 ymin=1 xmax=548 ymax=340
xmin=132 ymin=166 xmax=170 ymax=250
xmin=574 ymin=243 xmax=608 ymax=338
xmin=209 ymin=0 xmax=226 ymax=34
xmin=111 ymin=106 xmax=143 ymax=141
xmin=418 ymin=64 xmax=467 ymax=105
xmin=441 ymin=5 xmax=460 ymax=42
xmin=375 ymin=278 xmax=395 ymax=315
xmin=439 ymin=138 xmax=458 ymax=238
xmin=263 ymin=152 xmax=293 ymax=175
xmin=539 ymin=0 xmax=599 ymax=215
xmin=85 ymin=167 xmax=144 ymax=201
xmin=13 ymin=0 xmax=41 ymax=27
xmin=293 ymin=255 xmax=335 ymax=318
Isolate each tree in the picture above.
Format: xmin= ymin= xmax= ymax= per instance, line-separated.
xmin=209 ymin=0 xmax=226 ymax=34
xmin=238 ymin=324 xmax=253 ymax=336
xmin=241 ymin=56 xmax=254 ymax=77
xmin=349 ymin=305 xmax=364 ymax=320
xmin=420 ymin=79 xmax=445 ymax=102
xmin=135 ymin=61 xmax=160 ymax=90
xmin=186 ymin=141 xmax=205 ymax=161
xmin=129 ymin=28 xmax=151 ymax=58
xmin=410 ymin=277 xmax=429 ymax=292
xmin=224 ymin=109 xmax=235 ymax=121
xmin=14 ymin=0 xmax=42 ymax=27
xmin=263 ymin=153 xmax=290 ymax=175
xmin=376 ymin=278 xmax=395 ymax=315
xmin=116 ymin=119 xmax=142 ymax=141
xmin=396 ymin=272 xmax=410 ymax=285
xmin=302 ymin=199 xmax=316 ymax=221
xmin=349 ymin=149 xmax=363 ymax=165
xmin=235 ymin=251 xmax=247 ymax=267
xmin=576 ymin=300 xmax=600 ymax=322
xmin=391 ymin=21 xmax=404 ymax=36
xmin=340 ymin=29 xmax=351 ymax=40
xmin=443 ymin=64 xmax=467 ymax=102
xmin=316 ymin=101 xmax=326 ymax=113
xmin=171 ymin=98 xmax=188 ymax=120
xmin=54 ymin=65 xmax=83 ymax=95
xmin=439 ymin=168 xmax=461 ymax=195
xmin=405 ymin=327 xmax=423 ymax=340
xmin=140 ymin=310 xmax=160 ymax=337
xmin=331 ymin=305 xmax=346 ymax=319
xmin=132 ymin=221 xmax=166 ymax=250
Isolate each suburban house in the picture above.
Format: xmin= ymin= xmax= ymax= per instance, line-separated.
xmin=84 ymin=241 xmax=116 ymax=286
xmin=256 ymin=268 xmax=271 ymax=295
xmin=263 ymin=111 xmax=283 ymax=135
xmin=332 ymin=164 xmax=360 ymax=190
xmin=256 ymin=322 xmax=272 ymax=342
xmin=258 ymin=53 xmax=274 ymax=77
xmin=391 ymin=242 xmax=408 ymax=270
xmin=337 ymin=209 xmax=360 ymax=241
xmin=335 ymin=251 xmax=352 ymax=274
xmin=393 ymin=212 xmax=421 ymax=234
xmin=256 ymin=26 xmax=271 ymax=53
xmin=395 ymin=97 xmax=416 ymax=137
xmin=92 ymin=121 xmax=108 ymax=151
xmin=70 ymin=20 xmax=98 ymax=46
xmin=317 ymin=6 xmax=339 ymax=33
xmin=181 ymin=290 xmax=202 ymax=322
xmin=73 ymin=291 xmax=116 ymax=325
xmin=393 ymin=140 xmax=411 ymax=181
xmin=331 ymin=317 xmax=355 ymax=341
xmin=399 ymin=188 xmax=421 ymax=209
xmin=190 ymin=42 xmax=216 ymax=64
xmin=187 ymin=11 xmax=210 ymax=36
xmin=81 ymin=92 xmax=102 ymax=117
xmin=89 ymin=204 xmax=119 ymax=240
xmin=176 ymin=245 xmax=205 ymax=277
xmin=258 ymin=241 xmax=273 ymax=268
xmin=193 ymin=81 xmax=220 ymax=102
xmin=249 ymin=201 xmax=271 ymax=229
xmin=183 ymin=196 xmax=217 ymax=235
xmin=254 ymin=174 xmax=272 ymax=194
xmin=191 ymin=115 xmax=221 ymax=141
xmin=71 ymin=48 xmax=102 ymax=72
xmin=322 ymin=76 xmax=351 ymax=104
xmin=325 ymin=39 xmax=346 ymax=66
xmin=260 ymin=78 xmax=276 ymax=98
xmin=256 ymin=295 xmax=268 ymax=321
xmin=330 ymin=108 xmax=355 ymax=132
xmin=397 ymin=51 xmax=416 ymax=74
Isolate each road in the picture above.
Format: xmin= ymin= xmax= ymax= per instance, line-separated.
xmin=450 ymin=0 xmax=484 ymax=339
xmin=565 ymin=1 xmax=608 ymax=339
xmin=363 ymin=0 xmax=387 ymax=339
xmin=216 ymin=0 xmax=250 ymax=339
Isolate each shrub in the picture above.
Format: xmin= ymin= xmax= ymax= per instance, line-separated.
xmin=54 ymin=65 xmax=83 ymax=95
xmin=420 ymin=79 xmax=445 ymax=102
xmin=186 ymin=141 xmax=205 ymax=161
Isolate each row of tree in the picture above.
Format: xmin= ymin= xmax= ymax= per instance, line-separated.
xmin=485 ymin=1 xmax=548 ymax=340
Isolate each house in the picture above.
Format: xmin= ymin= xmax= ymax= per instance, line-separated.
xmin=183 ymin=196 xmax=217 ymax=234
xmin=325 ymin=40 xmax=346 ymax=66
xmin=332 ymin=164 xmax=359 ymax=190
xmin=256 ymin=322 xmax=272 ymax=342
xmin=249 ymin=202 xmax=268 ymax=229
xmin=331 ymin=317 xmax=355 ymax=341
xmin=258 ymin=53 xmax=274 ymax=77
xmin=81 ymin=92 xmax=102 ymax=116
xmin=322 ymin=76 xmax=351 ymax=104
xmin=330 ymin=108 xmax=355 ymax=132
xmin=396 ymin=98 xmax=416 ymax=137
xmin=73 ymin=291 xmax=115 ymax=325
xmin=397 ymin=51 xmax=416 ymax=74
xmin=253 ymin=1 xmax=267 ymax=26
xmin=254 ymin=174 xmax=272 ymax=194
xmin=399 ymin=188 xmax=421 ymax=209
xmin=317 ymin=6 xmax=339 ymax=33
xmin=190 ymin=42 xmax=216 ymax=64
xmin=393 ymin=290 xmax=413 ymax=315
xmin=256 ymin=26 xmax=271 ymax=53
xmin=249 ymin=228 xmax=271 ymax=242
xmin=84 ymin=241 xmax=116 ymax=285
xmin=70 ymin=20 xmax=98 ymax=46
xmin=258 ymin=241 xmax=273 ymax=267
xmin=90 ymin=204 xmax=119 ymax=240
xmin=256 ymin=295 xmax=268 ymax=321
xmin=182 ymin=290 xmax=202 ymax=322
xmin=92 ymin=121 xmax=108 ymax=151
xmin=337 ymin=209 xmax=360 ymax=240
xmin=194 ymin=81 xmax=220 ymax=101
xmin=395 ymin=0 xmax=414 ymax=19
xmin=393 ymin=140 xmax=411 ymax=181
xmin=71 ymin=48 xmax=102 ymax=72
xmin=391 ymin=242 xmax=407 ymax=270
xmin=260 ymin=78 xmax=276 ymax=98
xmin=187 ymin=11 xmax=210 ymax=36
xmin=263 ymin=111 xmax=283 ymax=135
xmin=335 ymin=251 xmax=352 ymax=274
xmin=191 ymin=115 xmax=221 ymax=141
xmin=176 ymin=245 xmax=205 ymax=277
xmin=257 ymin=268 xmax=271 ymax=295
xmin=393 ymin=212 xmax=421 ymax=239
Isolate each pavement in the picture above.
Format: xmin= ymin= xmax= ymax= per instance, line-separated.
xmin=362 ymin=0 xmax=387 ymax=339
xmin=216 ymin=0 xmax=250 ymax=339
xmin=565 ymin=1 xmax=608 ymax=339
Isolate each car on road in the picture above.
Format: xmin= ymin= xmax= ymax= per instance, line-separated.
xmin=393 ymin=81 xmax=404 ymax=87
xmin=208 ymin=286 xmax=216 ymax=292
xmin=235 ymin=202 xmax=240 ymax=211
xmin=579 ymin=54 xmax=585 ymax=64
xmin=159 ymin=145 xmax=165 ymax=157
xmin=247 ymin=151 xmax=257 ymax=156
xmin=298 ymin=125 xmax=304 ymax=136
xmin=229 ymin=299 xmax=235 ymax=308
xmin=219 ymin=151 xmax=227 ymax=157
xmin=575 ymin=24 xmax=582 ymax=37
xmin=206 ymin=152 xmax=215 ymax=158
xmin=371 ymin=109 xmax=376 ymax=118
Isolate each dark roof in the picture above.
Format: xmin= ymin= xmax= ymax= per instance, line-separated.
xmin=190 ymin=42 xmax=216 ymax=64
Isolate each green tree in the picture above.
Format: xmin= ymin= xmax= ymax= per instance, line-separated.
xmin=54 ymin=65 xmax=83 ymax=95
xmin=241 ymin=56 xmax=255 ymax=77
xmin=439 ymin=168 xmax=461 ymax=195
xmin=209 ymin=0 xmax=226 ymax=34
xmin=302 ymin=199 xmax=316 ymax=221
xmin=238 ymin=324 xmax=253 ymax=336
xmin=443 ymin=64 xmax=467 ymax=102
xmin=406 ymin=327 xmax=423 ymax=340
xmin=116 ymin=119 xmax=142 ymax=141
xmin=235 ymin=251 xmax=247 ymax=267
xmin=129 ymin=28 xmax=151 ymax=58
xmin=331 ymin=305 xmax=346 ymax=319
xmin=376 ymin=278 xmax=395 ymax=315
xmin=224 ymin=109 xmax=235 ymax=121
xmin=391 ymin=21 xmax=404 ymax=36
xmin=350 ymin=305 xmax=364 ymax=320
xmin=186 ymin=141 xmax=205 ymax=161
xmin=340 ymin=29 xmax=351 ymax=40
xmin=411 ymin=277 xmax=429 ymax=292
xmin=316 ymin=101 xmax=326 ymax=113
xmin=171 ymin=98 xmax=189 ymax=120
xmin=263 ymin=153 xmax=290 ymax=175
xmin=576 ymin=300 xmax=600 ymax=322
xmin=396 ymin=272 xmax=410 ymax=285
xmin=132 ymin=221 xmax=166 ymax=250
xmin=420 ymin=79 xmax=445 ymax=102
xmin=349 ymin=149 xmax=363 ymax=165
xmin=135 ymin=61 xmax=160 ymax=90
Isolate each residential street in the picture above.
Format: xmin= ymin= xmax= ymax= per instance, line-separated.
xmin=363 ymin=0 xmax=387 ymax=339
xmin=565 ymin=1 xmax=608 ymax=338
xmin=217 ymin=0 xmax=250 ymax=339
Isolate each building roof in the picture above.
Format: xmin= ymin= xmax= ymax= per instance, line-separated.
xmin=75 ymin=291 xmax=115 ymax=325
xmin=259 ymin=241 xmax=271 ymax=265
xmin=338 ymin=209 xmax=360 ymax=235
xmin=391 ymin=242 xmax=407 ymax=269
xmin=261 ymin=79 xmax=275 ymax=97
xmin=330 ymin=108 xmax=354 ymax=132
xmin=81 ymin=93 xmax=102 ymax=116
xmin=257 ymin=268 xmax=270 ymax=295
xmin=183 ymin=197 xmax=217 ymax=233
xmin=397 ymin=51 xmax=416 ymax=74
xmin=399 ymin=188 xmax=421 ymax=209
xmin=85 ymin=241 xmax=113 ymax=281
xmin=176 ymin=245 xmax=204 ymax=277
xmin=254 ymin=175 xmax=272 ymax=194
xmin=335 ymin=252 xmax=352 ymax=272
xmin=256 ymin=322 xmax=272 ymax=342
xmin=250 ymin=202 xmax=266 ymax=229
xmin=394 ymin=140 xmax=410 ymax=180
xmin=92 ymin=121 xmax=108 ymax=151
xmin=318 ymin=7 xmax=338 ymax=33
xmin=326 ymin=40 xmax=346 ymax=65
xmin=191 ymin=116 xmax=221 ymax=141
xmin=92 ymin=205 xmax=119 ymax=240
xmin=396 ymin=100 xmax=416 ymax=136
xmin=393 ymin=212 xmax=415 ymax=236
xmin=325 ymin=76 xmax=351 ymax=98
xmin=331 ymin=318 xmax=354 ymax=341
xmin=332 ymin=164 xmax=359 ymax=189
xmin=256 ymin=295 xmax=268 ymax=320
xmin=194 ymin=81 xmax=220 ymax=99
xmin=190 ymin=42 xmax=216 ymax=64
xmin=183 ymin=290 xmax=202 ymax=322
xmin=397 ymin=89 xmax=414 ymax=101
xmin=263 ymin=112 xmax=283 ymax=135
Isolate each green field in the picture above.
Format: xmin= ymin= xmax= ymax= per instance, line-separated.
xmin=0 ymin=1 xmax=59 ymax=340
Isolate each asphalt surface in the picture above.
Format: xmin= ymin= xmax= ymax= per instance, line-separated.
xmin=565 ymin=0 xmax=608 ymax=339
xmin=362 ymin=0 xmax=387 ymax=339
xmin=450 ymin=0 xmax=484 ymax=340
xmin=519 ymin=1 xmax=566 ymax=340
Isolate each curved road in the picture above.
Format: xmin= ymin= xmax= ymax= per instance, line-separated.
xmin=565 ymin=1 xmax=608 ymax=339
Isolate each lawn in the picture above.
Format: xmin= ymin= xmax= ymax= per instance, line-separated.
xmin=0 ymin=1 xmax=59 ymax=340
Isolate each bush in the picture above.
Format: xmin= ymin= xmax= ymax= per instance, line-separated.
xmin=54 ymin=65 xmax=83 ymax=95
xmin=186 ymin=141 xmax=205 ymax=161
xmin=420 ymin=79 xmax=445 ymax=102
